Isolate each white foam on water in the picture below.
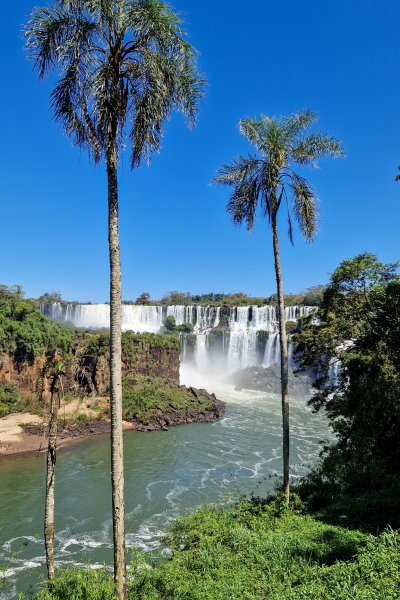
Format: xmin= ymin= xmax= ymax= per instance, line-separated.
xmin=145 ymin=480 xmax=173 ymax=501
xmin=0 ymin=561 xmax=42 ymax=579
xmin=2 ymin=536 xmax=41 ymax=552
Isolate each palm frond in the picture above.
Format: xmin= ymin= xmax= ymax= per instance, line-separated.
xmin=26 ymin=0 xmax=204 ymax=169
xmin=283 ymin=110 xmax=317 ymax=139
xmin=215 ymin=111 xmax=342 ymax=244
xmin=25 ymin=7 xmax=72 ymax=78
xmin=290 ymin=174 xmax=319 ymax=241
xmin=292 ymin=133 xmax=344 ymax=166
xmin=130 ymin=86 xmax=166 ymax=166
xmin=283 ymin=187 xmax=294 ymax=246
xmin=215 ymin=155 xmax=262 ymax=233
xmin=239 ymin=118 xmax=270 ymax=154
xmin=214 ymin=155 xmax=261 ymax=186
xmin=227 ymin=178 xmax=260 ymax=233
xmin=124 ymin=0 xmax=185 ymax=44
xmin=129 ymin=50 xmax=179 ymax=166
xmin=258 ymin=162 xmax=280 ymax=222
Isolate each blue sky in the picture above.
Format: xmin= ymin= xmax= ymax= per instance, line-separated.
xmin=1 ymin=0 xmax=400 ymax=302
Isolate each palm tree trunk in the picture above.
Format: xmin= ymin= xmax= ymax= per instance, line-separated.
xmin=44 ymin=379 xmax=59 ymax=580
xmin=271 ymin=213 xmax=290 ymax=505
xmin=107 ymin=141 xmax=127 ymax=600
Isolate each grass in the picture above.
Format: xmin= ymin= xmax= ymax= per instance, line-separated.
xmin=31 ymin=497 xmax=400 ymax=599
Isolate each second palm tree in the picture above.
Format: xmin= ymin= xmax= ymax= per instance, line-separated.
xmin=215 ymin=111 xmax=343 ymax=504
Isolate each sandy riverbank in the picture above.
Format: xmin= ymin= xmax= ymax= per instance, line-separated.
xmin=0 ymin=410 xmax=135 ymax=458
xmin=0 ymin=389 xmax=225 ymax=457
xmin=0 ymin=397 xmax=137 ymax=458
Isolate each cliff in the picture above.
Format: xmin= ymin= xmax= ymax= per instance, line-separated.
xmin=0 ymin=331 xmax=180 ymax=401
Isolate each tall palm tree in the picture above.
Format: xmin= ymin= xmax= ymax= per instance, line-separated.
xmin=215 ymin=111 xmax=343 ymax=504
xmin=25 ymin=2 xmax=203 ymax=597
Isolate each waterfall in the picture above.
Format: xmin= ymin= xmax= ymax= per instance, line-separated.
xmin=227 ymin=307 xmax=258 ymax=370
xmin=195 ymin=334 xmax=208 ymax=372
xmin=263 ymin=332 xmax=279 ymax=368
xmin=41 ymin=302 xmax=316 ymax=376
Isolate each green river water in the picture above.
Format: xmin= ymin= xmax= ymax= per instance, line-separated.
xmin=0 ymin=384 xmax=328 ymax=599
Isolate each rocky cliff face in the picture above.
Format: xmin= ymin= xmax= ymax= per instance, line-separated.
xmin=0 ymin=354 xmax=46 ymax=396
xmin=0 ymin=332 xmax=180 ymax=400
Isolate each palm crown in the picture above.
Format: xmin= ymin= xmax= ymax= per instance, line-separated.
xmin=25 ymin=0 xmax=204 ymax=167
xmin=215 ymin=111 xmax=344 ymax=241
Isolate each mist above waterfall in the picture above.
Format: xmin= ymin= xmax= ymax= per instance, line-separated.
xmin=41 ymin=302 xmax=315 ymax=388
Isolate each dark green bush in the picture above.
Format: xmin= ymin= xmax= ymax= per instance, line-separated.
xmin=0 ymin=382 xmax=21 ymax=416
xmin=164 ymin=315 xmax=176 ymax=331
xmin=296 ymin=254 xmax=400 ymax=531
xmin=0 ymin=285 xmax=73 ymax=361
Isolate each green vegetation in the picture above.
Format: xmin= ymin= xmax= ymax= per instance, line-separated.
xmin=0 ymin=382 xmax=22 ymax=417
xmin=162 ymin=316 xmax=194 ymax=336
xmin=285 ymin=320 xmax=297 ymax=333
xmin=36 ymin=292 xmax=62 ymax=304
xmin=38 ymin=289 xmax=324 ymax=308
xmin=122 ymin=376 xmax=210 ymax=425
xmin=31 ymin=497 xmax=399 ymax=599
xmin=27 ymin=248 xmax=400 ymax=598
xmin=134 ymin=292 xmax=151 ymax=305
xmin=158 ymin=290 xmax=324 ymax=307
xmin=164 ymin=315 xmax=176 ymax=331
xmin=295 ymin=253 xmax=400 ymax=531
xmin=0 ymin=285 xmax=73 ymax=361
xmin=84 ymin=331 xmax=180 ymax=359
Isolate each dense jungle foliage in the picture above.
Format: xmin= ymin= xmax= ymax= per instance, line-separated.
xmin=0 ymin=285 xmax=74 ymax=415
xmin=0 ymin=285 xmax=73 ymax=361
xmin=295 ymin=253 xmax=400 ymax=530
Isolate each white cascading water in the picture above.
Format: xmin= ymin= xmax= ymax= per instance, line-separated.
xmin=263 ymin=333 xmax=280 ymax=368
xmin=41 ymin=302 xmax=315 ymax=377
xmin=227 ymin=307 xmax=258 ymax=370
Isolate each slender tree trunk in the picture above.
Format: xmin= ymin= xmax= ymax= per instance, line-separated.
xmin=107 ymin=140 xmax=127 ymax=600
xmin=271 ymin=213 xmax=290 ymax=505
xmin=44 ymin=378 xmax=59 ymax=580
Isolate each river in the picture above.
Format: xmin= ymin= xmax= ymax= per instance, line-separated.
xmin=0 ymin=384 xmax=328 ymax=599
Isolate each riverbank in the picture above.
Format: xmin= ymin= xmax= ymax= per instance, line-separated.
xmin=0 ymin=385 xmax=225 ymax=458
xmin=0 ymin=410 xmax=134 ymax=457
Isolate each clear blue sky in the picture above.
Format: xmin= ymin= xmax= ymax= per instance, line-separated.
xmin=1 ymin=1 xmax=399 ymax=302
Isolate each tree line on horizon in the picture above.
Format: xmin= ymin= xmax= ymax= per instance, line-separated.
xmin=33 ymin=286 xmax=325 ymax=307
